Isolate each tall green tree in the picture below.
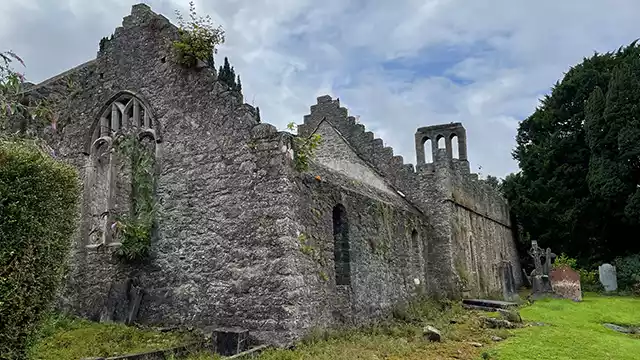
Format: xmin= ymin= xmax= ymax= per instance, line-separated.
xmin=504 ymin=41 xmax=640 ymax=265
xmin=217 ymin=57 xmax=240 ymax=92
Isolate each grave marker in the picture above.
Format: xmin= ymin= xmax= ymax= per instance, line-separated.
xmin=550 ymin=265 xmax=582 ymax=301
xmin=598 ymin=263 xmax=618 ymax=292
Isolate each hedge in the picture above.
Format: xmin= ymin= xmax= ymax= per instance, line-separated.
xmin=0 ymin=139 xmax=80 ymax=360
xmin=614 ymin=254 xmax=640 ymax=294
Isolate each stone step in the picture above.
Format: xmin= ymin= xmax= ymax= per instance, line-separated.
xmin=462 ymin=299 xmax=518 ymax=309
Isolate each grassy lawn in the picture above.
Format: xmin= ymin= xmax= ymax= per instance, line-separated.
xmin=490 ymin=294 xmax=640 ymax=360
xmin=29 ymin=314 xmax=198 ymax=360
xmin=30 ymin=294 xmax=640 ymax=360
xmin=188 ymin=300 xmax=513 ymax=360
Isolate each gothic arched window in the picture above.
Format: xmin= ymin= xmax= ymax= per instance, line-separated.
xmin=83 ymin=92 xmax=159 ymax=248
xmin=411 ymin=229 xmax=422 ymax=275
xmin=333 ymin=204 xmax=351 ymax=286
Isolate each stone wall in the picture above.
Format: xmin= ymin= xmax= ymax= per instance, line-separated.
xmin=292 ymin=168 xmax=434 ymax=333
xmin=32 ymin=4 xmax=305 ymax=345
xmin=301 ymin=96 xmax=522 ymax=299
xmin=17 ymin=3 xmax=523 ymax=348
xmin=448 ymin=164 xmax=522 ymax=298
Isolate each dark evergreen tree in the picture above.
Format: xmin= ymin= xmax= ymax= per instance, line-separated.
xmin=255 ymin=106 xmax=261 ymax=123
xmin=222 ymin=57 xmax=231 ymax=82
xmin=217 ymin=57 xmax=241 ymax=92
xmin=503 ymin=41 xmax=640 ymax=265
xmin=236 ymin=75 xmax=242 ymax=92
xmin=229 ymin=66 xmax=237 ymax=89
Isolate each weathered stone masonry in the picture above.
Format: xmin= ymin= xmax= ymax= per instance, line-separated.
xmin=23 ymin=4 xmax=521 ymax=347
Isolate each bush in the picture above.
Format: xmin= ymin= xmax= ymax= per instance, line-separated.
xmin=553 ymin=253 xmax=578 ymax=269
xmin=172 ymin=1 xmax=225 ymax=68
xmin=614 ymin=254 xmax=640 ymax=293
xmin=0 ymin=139 xmax=80 ymax=360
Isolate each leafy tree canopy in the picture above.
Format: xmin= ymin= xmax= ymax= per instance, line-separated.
xmin=503 ymin=40 xmax=640 ymax=266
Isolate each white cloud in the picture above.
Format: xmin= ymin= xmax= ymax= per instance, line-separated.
xmin=2 ymin=0 xmax=640 ymax=177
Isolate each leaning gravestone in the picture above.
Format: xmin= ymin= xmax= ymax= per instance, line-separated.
xmin=598 ymin=263 xmax=618 ymax=292
xmin=550 ymin=265 xmax=582 ymax=301
xmin=500 ymin=261 xmax=519 ymax=301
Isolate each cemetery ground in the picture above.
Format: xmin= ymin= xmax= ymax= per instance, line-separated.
xmin=30 ymin=293 xmax=640 ymax=360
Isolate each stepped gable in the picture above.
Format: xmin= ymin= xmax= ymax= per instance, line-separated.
xmin=298 ymin=95 xmax=415 ymax=191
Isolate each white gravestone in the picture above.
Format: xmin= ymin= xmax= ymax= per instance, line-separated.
xmin=598 ymin=263 xmax=618 ymax=292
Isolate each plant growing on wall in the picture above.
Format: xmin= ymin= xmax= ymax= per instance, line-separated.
xmin=172 ymin=1 xmax=225 ymax=68
xmin=287 ymin=122 xmax=322 ymax=172
xmin=0 ymin=51 xmax=52 ymax=131
xmin=298 ymin=233 xmax=328 ymax=281
xmin=113 ymin=134 xmax=156 ymax=263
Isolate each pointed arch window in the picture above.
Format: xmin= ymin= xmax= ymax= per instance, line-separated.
xmin=411 ymin=229 xmax=422 ymax=275
xmin=83 ymin=92 xmax=159 ymax=248
xmin=333 ymin=204 xmax=351 ymax=286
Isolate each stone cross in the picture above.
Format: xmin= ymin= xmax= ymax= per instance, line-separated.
xmin=527 ymin=240 xmax=555 ymax=297
xmin=598 ymin=263 xmax=618 ymax=292
xmin=543 ymin=247 xmax=553 ymax=275
xmin=528 ymin=240 xmax=544 ymax=274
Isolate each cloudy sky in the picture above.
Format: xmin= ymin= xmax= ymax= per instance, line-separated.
xmin=2 ymin=0 xmax=639 ymax=178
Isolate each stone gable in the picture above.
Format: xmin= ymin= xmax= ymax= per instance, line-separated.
xmin=19 ymin=2 xmax=524 ymax=349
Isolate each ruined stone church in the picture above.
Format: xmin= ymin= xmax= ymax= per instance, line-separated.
xmin=29 ymin=4 xmax=521 ymax=346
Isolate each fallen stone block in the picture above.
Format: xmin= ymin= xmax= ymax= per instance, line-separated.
xmin=498 ymin=309 xmax=522 ymax=323
xmin=423 ymin=325 xmax=441 ymax=342
xmin=481 ymin=317 xmax=519 ymax=329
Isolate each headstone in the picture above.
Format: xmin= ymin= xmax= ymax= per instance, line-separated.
xmin=528 ymin=241 xmax=544 ymax=274
xmin=125 ymin=286 xmax=144 ymax=325
xmin=527 ymin=240 xmax=555 ymax=297
xmin=500 ymin=261 xmax=519 ymax=301
xmin=598 ymin=263 xmax=618 ymax=292
xmin=550 ymin=265 xmax=582 ymax=301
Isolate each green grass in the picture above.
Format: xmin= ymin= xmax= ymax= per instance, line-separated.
xmin=30 ymin=295 xmax=640 ymax=360
xmin=188 ymin=299 xmax=512 ymax=360
xmin=29 ymin=314 xmax=198 ymax=360
xmin=492 ymin=293 xmax=640 ymax=360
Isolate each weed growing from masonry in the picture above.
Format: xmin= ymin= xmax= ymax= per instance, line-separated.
xmin=172 ymin=1 xmax=225 ymax=68
xmin=287 ymin=122 xmax=322 ymax=172
xmin=0 ymin=51 xmax=53 ymax=130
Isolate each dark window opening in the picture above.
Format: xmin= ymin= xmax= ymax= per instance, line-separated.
xmin=411 ymin=229 xmax=420 ymax=272
xmin=333 ymin=204 xmax=350 ymax=285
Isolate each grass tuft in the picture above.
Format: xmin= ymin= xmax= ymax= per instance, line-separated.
xmin=29 ymin=314 xmax=198 ymax=360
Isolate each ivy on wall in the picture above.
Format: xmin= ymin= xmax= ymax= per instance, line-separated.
xmin=298 ymin=232 xmax=329 ymax=281
xmin=112 ymin=134 xmax=156 ymax=263
xmin=287 ymin=122 xmax=322 ymax=172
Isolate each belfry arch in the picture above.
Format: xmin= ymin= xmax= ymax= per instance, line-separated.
xmin=414 ymin=123 xmax=467 ymax=165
